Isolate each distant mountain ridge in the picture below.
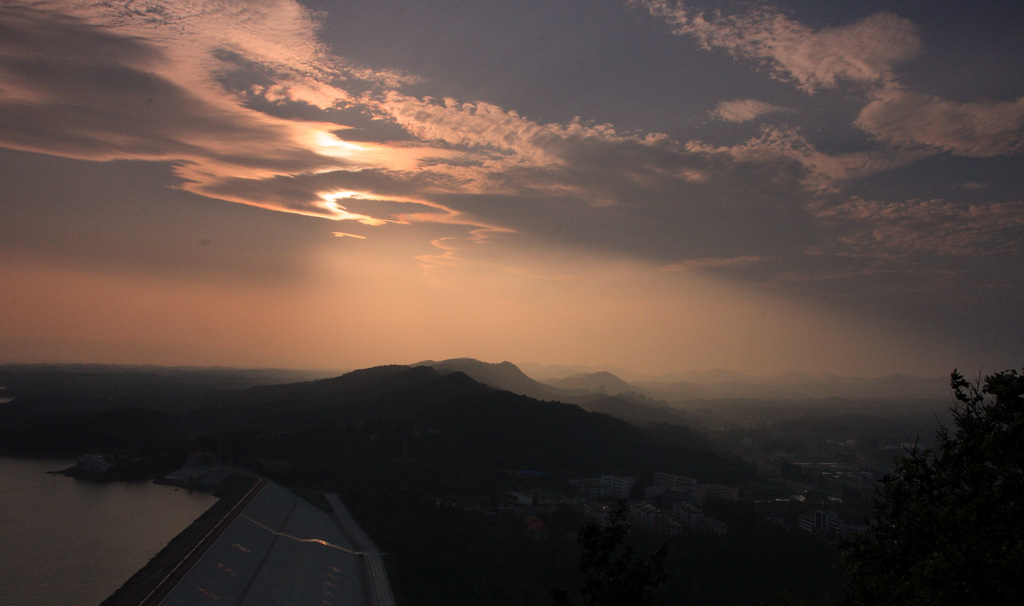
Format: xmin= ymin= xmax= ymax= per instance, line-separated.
xmin=418 ymin=359 xmax=694 ymax=428
xmin=633 ymin=372 xmax=948 ymax=401
xmin=416 ymin=358 xmax=559 ymax=401
xmin=521 ymin=362 xmax=947 ymax=401
xmin=0 ymin=359 xmax=950 ymax=439
xmin=171 ymin=364 xmax=733 ymax=477
xmin=420 ymin=359 xmax=948 ymax=421
xmin=1 ymin=361 xmax=754 ymax=482
xmin=546 ymin=371 xmax=635 ymax=395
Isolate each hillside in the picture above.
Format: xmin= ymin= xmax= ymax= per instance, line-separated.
xmin=546 ymin=371 xmax=636 ymax=395
xmin=415 ymin=359 xmax=697 ymax=430
xmin=418 ymin=358 xmax=560 ymax=400
xmin=0 ymin=363 xmax=750 ymax=481
xmin=0 ymin=362 xmax=840 ymax=605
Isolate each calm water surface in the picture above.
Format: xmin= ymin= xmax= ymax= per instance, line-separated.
xmin=0 ymin=457 xmax=216 ymax=606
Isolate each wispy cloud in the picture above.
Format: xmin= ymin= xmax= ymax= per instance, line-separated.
xmin=686 ymin=125 xmax=924 ymax=192
xmin=856 ymin=86 xmax=1024 ymax=157
xmin=2 ymin=0 xmax=1021 ymax=295
xmin=710 ymin=99 xmax=788 ymax=122
xmin=633 ymin=0 xmax=922 ymax=92
xmin=636 ymin=2 xmax=1024 ymax=161
xmin=0 ymin=3 xmax=384 ymax=203
xmin=812 ymin=197 xmax=1024 ymax=256
xmin=0 ymin=0 xmax=702 ymax=270
xmin=377 ymin=92 xmax=672 ymax=176
xmin=0 ymin=0 xmax=510 ymax=265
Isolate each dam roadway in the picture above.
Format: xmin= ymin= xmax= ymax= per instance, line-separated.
xmin=130 ymin=477 xmax=394 ymax=606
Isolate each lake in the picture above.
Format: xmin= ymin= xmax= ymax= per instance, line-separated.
xmin=0 ymin=457 xmax=216 ymax=606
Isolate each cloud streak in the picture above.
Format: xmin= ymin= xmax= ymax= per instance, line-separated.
xmin=0 ymin=1 xmax=712 ymax=268
xmin=0 ymin=3 xmax=452 ymax=199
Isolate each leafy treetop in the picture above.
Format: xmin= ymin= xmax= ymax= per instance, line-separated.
xmin=837 ymin=368 xmax=1024 ymax=606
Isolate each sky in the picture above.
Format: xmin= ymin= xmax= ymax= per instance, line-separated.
xmin=0 ymin=0 xmax=1021 ymax=378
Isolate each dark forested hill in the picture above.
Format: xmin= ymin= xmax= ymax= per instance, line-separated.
xmin=189 ymin=366 xmax=740 ymax=479
xmin=0 ymin=362 xmax=751 ymax=482
xmin=0 ymin=363 xmax=327 ymax=409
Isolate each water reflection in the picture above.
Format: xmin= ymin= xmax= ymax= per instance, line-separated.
xmin=0 ymin=457 xmax=215 ymax=606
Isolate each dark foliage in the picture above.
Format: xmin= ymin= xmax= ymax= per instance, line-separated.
xmin=0 ymin=401 xmax=181 ymax=455
xmin=837 ymin=368 xmax=1024 ymax=605
xmin=554 ymin=502 xmax=668 ymax=606
xmin=0 ymin=363 xmax=319 ymax=407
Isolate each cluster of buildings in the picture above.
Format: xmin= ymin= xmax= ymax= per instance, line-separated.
xmin=426 ymin=471 xmax=744 ymax=540
xmin=570 ymin=474 xmax=639 ymax=501
xmin=426 ymin=488 xmax=571 ymax=517
xmin=797 ymin=510 xmax=839 ymax=534
xmin=793 ymin=508 xmax=866 ymax=536
xmin=780 ymin=460 xmax=876 ymax=487
xmin=426 ymin=490 xmax=566 ymax=540
xmin=577 ymin=472 xmax=738 ymax=536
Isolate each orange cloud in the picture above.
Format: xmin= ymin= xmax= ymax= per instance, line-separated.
xmin=710 ymin=99 xmax=789 ymax=123
xmin=0 ymin=1 xmax=508 ymax=265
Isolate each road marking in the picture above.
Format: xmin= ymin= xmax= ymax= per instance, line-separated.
xmin=196 ymin=587 xmax=221 ymax=601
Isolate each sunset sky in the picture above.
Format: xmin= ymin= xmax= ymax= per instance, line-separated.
xmin=1 ymin=0 xmax=1021 ymax=378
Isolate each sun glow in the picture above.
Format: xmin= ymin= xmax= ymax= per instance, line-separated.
xmin=311 ymin=131 xmax=368 ymax=158
xmin=307 ymin=129 xmax=456 ymax=172
xmin=0 ymin=0 xmax=1018 ymax=376
xmin=318 ymin=191 xmax=390 ymax=226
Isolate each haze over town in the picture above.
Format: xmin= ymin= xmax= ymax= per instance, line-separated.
xmin=1 ymin=0 xmax=1021 ymax=378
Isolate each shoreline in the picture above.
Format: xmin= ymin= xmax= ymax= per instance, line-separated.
xmin=100 ymin=472 xmax=257 ymax=606
xmin=51 ymin=466 xmax=161 ymax=483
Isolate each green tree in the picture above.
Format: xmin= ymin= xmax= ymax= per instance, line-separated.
xmin=553 ymin=501 xmax=668 ymax=606
xmin=837 ymin=368 xmax=1024 ymax=605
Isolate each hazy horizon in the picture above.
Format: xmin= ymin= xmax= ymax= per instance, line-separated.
xmin=2 ymin=1 xmax=1020 ymax=378
xmin=0 ymin=355 xmax=962 ymax=384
